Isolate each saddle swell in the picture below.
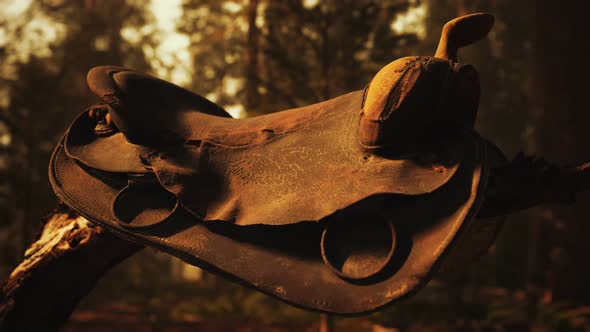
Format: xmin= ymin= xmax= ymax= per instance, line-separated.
xmin=86 ymin=66 xmax=231 ymax=146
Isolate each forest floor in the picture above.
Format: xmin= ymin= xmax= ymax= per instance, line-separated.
xmin=61 ymin=301 xmax=377 ymax=332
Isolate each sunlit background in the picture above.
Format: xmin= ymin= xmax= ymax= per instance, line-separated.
xmin=1 ymin=0 xmax=589 ymax=331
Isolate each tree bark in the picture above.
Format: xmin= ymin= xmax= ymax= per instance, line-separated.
xmin=0 ymin=205 xmax=142 ymax=332
xmin=478 ymin=156 xmax=590 ymax=218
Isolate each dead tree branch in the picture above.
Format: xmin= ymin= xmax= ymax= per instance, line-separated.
xmin=0 ymin=206 xmax=142 ymax=332
xmin=478 ymin=153 xmax=590 ymax=218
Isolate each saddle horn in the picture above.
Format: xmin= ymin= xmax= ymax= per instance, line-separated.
xmin=359 ymin=13 xmax=494 ymax=149
xmin=435 ymin=13 xmax=495 ymax=62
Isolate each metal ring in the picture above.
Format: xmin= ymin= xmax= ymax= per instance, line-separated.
xmin=112 ymin=183 xmax=180 ymax=230
xmin=320 ymin=215 xmax=396 ymax=281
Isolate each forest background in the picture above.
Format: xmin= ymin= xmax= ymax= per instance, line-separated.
xmin=1 ymin=0 xmax=589 ymax=331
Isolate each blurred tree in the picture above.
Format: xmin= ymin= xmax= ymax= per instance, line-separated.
xmin=179 ymin=0 xmax=247 ymax=115
xmin=526 ymin=0 xmax=590 ymax=307
xmin=244 ymin=0 xmax=260 ymax=111
xmin=0 ymin=0 xmax=156 ymax=275
xmin=258 ymin=0 xmax=415 ymax=111
xmin=180 ymin=0 xmax=416 ymax=116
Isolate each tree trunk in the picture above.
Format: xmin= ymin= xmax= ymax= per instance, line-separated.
xmin=244 ymin=0 xmax=260 ymax=112
xmin=0 ymin=206 xmax=142 ymax=332
xmin=527 ymin=0 xmax=590 ymax=304
xmin=319 ymin=313 xmax=333 ymax=332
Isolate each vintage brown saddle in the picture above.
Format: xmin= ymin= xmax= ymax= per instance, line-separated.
xmin=49 ymin=13 xmax=499 ymax=314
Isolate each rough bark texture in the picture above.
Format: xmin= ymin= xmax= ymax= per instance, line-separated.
xmin=478 ymin=156 xmax=590 ymax=218
xmin=0 ymin=205 xmax=142 ymax=332
xmin=1 ymin=156 xmax=590 ymax=331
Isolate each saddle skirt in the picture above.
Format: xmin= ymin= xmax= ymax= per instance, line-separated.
xmin=49 ymin=13 xmax=498 ymax=314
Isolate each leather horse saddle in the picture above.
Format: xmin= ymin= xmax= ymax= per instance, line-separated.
xmin=49 ymin=13 xmax=499 ymax=314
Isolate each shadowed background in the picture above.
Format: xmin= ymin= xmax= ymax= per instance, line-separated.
xmin=1 ymin=0 xmax=589 ymax=331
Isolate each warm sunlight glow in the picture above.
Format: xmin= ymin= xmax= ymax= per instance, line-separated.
xmin=0 ymin=0 xmax=30 ymax=17
xmin=222 ymin=1 xmax=242 ymax=14
xmin=148 ymin=0 xmax=192 ymax=85
xmin=0 ymin=0 xmax=66 ymax=66
xmin=391 ymin=2 xmax=428 ymax=39
xmin=303 ymin=0 xmax=319 ymax=9
xmin=226 ymin=104 xmax=245 ymax=119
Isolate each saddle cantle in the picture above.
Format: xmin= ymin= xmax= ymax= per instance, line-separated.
xmin=50 ymin=13 xmax=498 ymax=314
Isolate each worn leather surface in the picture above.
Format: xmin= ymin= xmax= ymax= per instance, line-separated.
xmin=49 ymin=12 xmax=497 ymax=315
xmin=50 ymin=128 xmax=487 ymax=314
xmin=65 ymin=90 xmax=466 ymax=226
xmin=53 ymin=65 xmax=488 ymax=314
xmin=51 ymin=79 xmax=489 ymax=314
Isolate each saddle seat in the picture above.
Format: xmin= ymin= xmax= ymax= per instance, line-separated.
xmin=87 ymin=66 xmax=338 ymax=148
xmin=66 ymin=73 xmax=466 ymax=226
